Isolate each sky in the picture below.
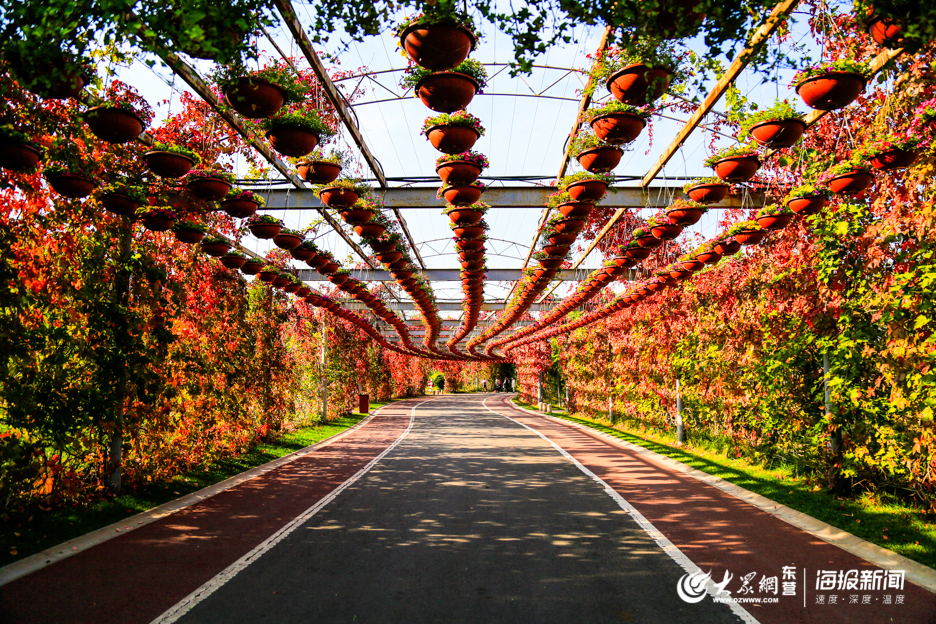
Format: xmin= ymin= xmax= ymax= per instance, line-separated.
xmin=113 ymin=2 xmax=838 ymax=328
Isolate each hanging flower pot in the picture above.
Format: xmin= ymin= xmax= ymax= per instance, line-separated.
xmin=46 ymin=169 xmax=99 ymax=198
xmin=246 ymin=215 xmax=284 ymax=239
xmin=794 ymin=68 xmax=867 ymax=111
xmin=138 ymin=208 xmax=177 ymax=232
xmin=84 ymin=106 xmax=145 ymax=144
xmin=453 ymin=223 xmax=486 ymax=238
xmin=328 ymin=272 xmax=350 ymax=286
xmin=415 ymin=72 xmax=480 ymax=113
xmin=665 ymin=199 xmax=707 ymax=226
xmin=670 ymin=266 xmax=694 ymax=281
xmin=623 ymin=244 xmax=652 ymax=260
xmin=458 ymin=249 xmax=484 ymax=262
xmin=173 ymin=221 xmax=208 ymax=244
xmin=747 ymin=118 xmax=807 ymax=149
xmin=298 ymin=160 xmax=343 ymax=185
xmin=713 ymin=238 xmax=742 ymax=256
xmin=272 ymin=273 xmax=291 ymax=289
xmin=461 ymin=259 xmax=485 ymax=270
xmin=614 ymin=255 xmax=637 ymax=268
xmin=296 ymin=286 xmax=312 ymax=298
xmin=187 ymin=169 xmax=234 ymax=200
xmin=220 ymin=252 xmax=247 ymax=270
xmin=144 ymin=144 xmax=200 ymax=178
xmin=20 ymin=58 xmax=88 ymax=99
xmin=424 ymin=118 xmax=481 ymax=154
xmin=318 ymin=184 xmax=362 ymax=208
xmin=442 ymin=183 xmax=485 ymax=207
xmin=455 ymin=237 xmax=485 ymax=251
xmin=398 ymin=19 xmax=477 ymax=71
xmin=290 ymin=242 xmax=317 ymax=262
xmin=589 ymin=111 xmax=647 ymax=144
xmin=99 ymin=186 xmax=144 ymax=216
xmin=867 ymin=15 xmax=903 ymax=47
xmin=320 ymin=260 xmax=340 ymax=275
xmin=273 ymin=229 xmax=304 ymax=250
xmin=564 ymin=178 xmax=609 ymax=202
xmin=224 ymin=77 xmax=286 ymax=119
xmin=258 ymin=268 xmax=278 ymax=283
xmin=695 ymin=248 xmax=722 ymax=264
xmin=634 ymin=232 xmax=663 ymax=249
xmin=606 ymin=64 xmax=672 ymax=106
xmin=865 ymin=137 xmax=920 ymax=171
xmin=575 ymin=146 xmax=623 ymax=173
xmin=263 ymin=109 xmax=332 ymax=157
xmin=445 ymin=201 xmax=488 ymax=224
xmin=436 ymin=158 xmax=484 ymax=186
xmin=756 ymin=205 xmax=796 ymax=231
xmin=542 ymin=243 xmax=571 ymax=256
xmin=548 ymin=232 xmax=577 ymax=246
xmin=0 ymin=131 xmax=42 ymax=172
xmin=355 ymin=223 xmax=387 ymax=238
xmin=785 ymin=190 xmax=829 ymax=215
xmin=241 ymin=259 xmax=264 ymax=275
xmin=537 ymin=256 xmax=565 ymax=269
xmin=650 ymin=219 xmax=683 ymax=241
xmin=553 ymin=218 xmax=586 ymax=235
xmin=201 ymin=236 xmax=232 ymax=257
xmin=306 ymin=254 xmax=329 ymax=270
xmin=710 ymin=153 xmax=760 ymax=183
xmin=684 ymin=179 xmax=729 ymax=204
xmin=557 ymin=201 xmax=594 ymax=219
xmin=339 ymin=205 xmax=375 ymax=225
xmin=732 ymin=224 xmax=767 ymax=246
xmin=828 ymin=167 xmax=874 ymax=195
xmin=221 ymin=189 xmax=263 ymax=218
xmin=377 ymin=250 xmax=403 ymax=264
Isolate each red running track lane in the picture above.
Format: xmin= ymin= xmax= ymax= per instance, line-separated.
xmin=488 ymin=395 xmax=936 ymax=624
xmin=0 ymin=399 xmax=419 ymax=624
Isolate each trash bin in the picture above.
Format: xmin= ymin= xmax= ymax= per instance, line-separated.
xmin=358 ymin=393 xmax=369 ymax=414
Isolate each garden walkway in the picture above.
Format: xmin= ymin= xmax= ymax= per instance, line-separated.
xmin=1 ymin=394 xmax=934 ymax=623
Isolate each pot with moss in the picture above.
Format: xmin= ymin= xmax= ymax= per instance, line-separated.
xmin=585 ymin=102 xmax=650 ymax=144
xmin=319 ymin=256 xmax=341 ymax=275
xmin=290 ymin=240 xmax=318 ymax=262
xmin=665 ymin=198 xmax=707 ymax=226
xmin=706 ymin=144 xmax=761 ymax=183
xmin=560 ymin=171 xmax=612 ymax=202
xmin=273 ymin=227 xmax=305 ymax=250
xmin=694 ymin=242 xmax=722 ymax=264
xmin=216 ymin=64 xmax=306 ymax=119
xmin=622 ymin=240 xmax=652 ymax=260
xmin=219 ymin=249 xmax=247 ymax=270
xmin=451 ymin=218 xmax=488 ymax=239
xmin=100 ymin=183 xmax=146 ymax=216
xmin=137 ymin=207 xmax=178 ymax=233
xmin=222 ymin=188 xmax=264 ymax=218
xmin=145 ymin=143 xmax=201 ymax=178
xmin=729 ymin=221 xmax=766 ymax=246
xmin=536 ymin=254 xmax=566 ymax=270
xmin=316 ymin=178 xmax=370 ymax=209
xmin=422 ymin=111 xmax=484 ymax=153
xmin=591 ymin=43 xmax=680 ymax=106
xmin=436 ymin=151 xmax=488 ymax=186
xmin=712 ymin=233 xmax=742 ymax=257
xmin=404 ymin=59 xmax=488 ymax=113
xmin=262 ymin=109 xmax=333 ymax=157
xmin=444 ymin=199 xmax=488 ymax=224
xmin=297 ymin=148 xmax=345 ymax=184
xmin=172 ymin=220 xmax=208 ymax=244
xmin=200 ymin=235 xmax=232 ymax=257
xmin=572 ymin=132 xmax=623 ymax=173
xmin=187 ymin=169 xmax=235 ymax=200
xmin=648 ymin=215 xmax=682 ymax=241
xmin=783 ymin=185 xmax=829 ymax=215
xmin=863 ymin=135 xmax=919 ymax=171
xmin=756 ymin=204 xmax=796 ymax=231
xmin=741 ymin=100 xmax=806 ymax=149
xmin=793 ymin=60 xmax=869 ymax=111
xmin=45 ymin=164 xmax=99 ymax=198
xmin=683 ymin=177 xmax=729 ymax=204
xmin=240 ymin=258 xmax=264 ymax=275
xmin=246 ymin=214 xmax=283 ymax=239
xmin=0 ymin=127 xmax=42 ymax=172
xmin=271 ymin=271 xmax=292 ymax=289
xmin=547 ymin=191 xmax=594 ymax=219
xmin=631 ymin=227 xmax=662 ymax=249
xmin=396 ymin=12 xmax=478 ymax=71
xmin=826 ymin=160 xmax=874 ymax=195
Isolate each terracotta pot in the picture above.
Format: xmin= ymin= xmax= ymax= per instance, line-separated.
xmin=271 ymin=275 xmax=290 ymax=288
xmin=869 ymin=148 xmax=918 ymax=171
xmin=0 ymin=141 xmax=41 ymax=172
xmin=141 ymin=214 xmax=174 ymax=232
xmin=30 ymin=66 xmax=86 ymax=99
xmin=388 ymin=259 xmax=409 ymax=272
xmin=437 ymin=160 xmax=482 ymax=185
xmin=734 ymin=229 xmax=767 ymax=246
xmin=713 ymin=239 xmax=742 ymax=256
xmin=623 ymin=246 xmax=652 ymax=261
xmin=606 ymin=64 xmax=672 ymax=105
xmin=355 ymin=223 xmax=386 ymax=238
xmin=173 ymin=229 xmax=205 ymax=244
xmin=201 ymin=240 xmax=231 ymax=257
xmin=455 ymin=238 xmax=485 ymax=251
xmin=297 ymin=161 xmax=342 ymax=185
xmin=590 ymin=112 xmax=647 ymax=144
xmin=681 ymin=258 xmax=705 ymax=272
xmin=553 ymin=218 xmax=586 ymax=235
xmin=828 ymin=169 xmax=874 ymax=195
xmin=542 ymin=243 xmax=570 ymax=256
xmin=85 ymin=106 xmax=144 ymax=143
xmin=222 ymin=198 xmax=259 ymax=219
xmin=443 ymin=186 xmax=483 ymax=207
xmin=458 ymin=250 xmax=484 ymax=262
xmin=867 ymin=15 xmax=903 ymax=47
xmin=713 ymin=155 xmax=760 ymax=183
xmin=220 ymin=254 xmax=247 ymax=270
xmin=461 ymin=259 xmax=485 ymax=270
xmin=686 ymin=183 xmax=729 ymax=204
xmin=306 ymin=255 xmax=329 ymax=270
xmin=296 ymin=286 xmax=312 ymax=298
xmin=290 ymin=246 xmax=316 ymax=261
xmin=187 ymin=177 xmax=232 ymax=201
xmin=538 ymin=257 xmax=564 ymax=269
xmin=576 ymin=146 xmax=623 ymax=173
xmin=100 ymin=192 xmax=140 ymax=216
xmin=447 ymin=208 xmax=485 ymax=226
xmin=397 ymin=277 xmax=417 ymax=288
xmin=651 ymin=223 xmax=683 ymax=240
xmin=369 ymin=240 xmax=397 ymax=254
xmin=273 ymin=233 xmax=303 ymax=250
xmin=666 ymin=207 xmax=704 ymax=226
xmin=267 ymin=126 xmax=320 ymax=157
xmin=416 ymin=72 xmax=479 ymax=113
xmin=670 ymin=267 xmax=694 ymax=281
xmin=426 ymin=124 xmax=480 ymax=154
xmin=757 ymin=213 xmax=795 ymax=231
xmin=328 ymin=273 xmax=349 ymax=286
xmin=635 ymin=234 xmax=663 ymax=249
xmin=339 ymin=207 xmax=374 ymax=225
xmin=785 ymin=194 xmax=828 ymax=216
xmin=241 ymin=260 xmax=264 ymax=275
xmin=47 ymin=173 xmax=97 ymax=198
xmin=646 ymin=280 xmax=665 ymax=293
xmin=796 ymin=72 xmax=866 ymax=111
xmin=696 ymin=250 xmax=722 ymax=264
xmin=144 ymin=150 xmax=195 ymax=178
xmin=548 ymin=232 xmax=577 ymax=246
xmin=614 ymin=256 xmax=638 ymax=268
xmin=557 ymin=202 xmax=594 ymax=219
xmin=319 ymin=187 xmax=360 ymax=208
xmin=749 ymin=118 xmax=807 ymax=149
xmin=376 ymin=250 xmax=403 ymax=264
xmin=453 ymin=224 xmax=485 ymax=238
xmin=401 ymin=23 xmax=475 ymax=71
xmin=565 ymin=179 xmax=608 ymax=202
xmin=258 ymin=270 xmax=278 ymax=283
xmin=225 ymin=77 xmax=286 ymax=119
xmin=248 ymin=222 xmax=282 ymax=239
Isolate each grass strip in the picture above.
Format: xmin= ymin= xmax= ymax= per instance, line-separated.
xmin=513 ymin=398 xmax=936 ymax=570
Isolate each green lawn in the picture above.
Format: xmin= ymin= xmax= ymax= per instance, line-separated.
xmin=513 ymin=398 xmax=936 ymax=570
xmin=2 ymin=403 xmax=392 ymax=569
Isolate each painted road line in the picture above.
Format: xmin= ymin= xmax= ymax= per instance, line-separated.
xmin=150 ymin=397 xmax=433 ymax=624
xmin=482 ymin=396 xmax=759 ymax=624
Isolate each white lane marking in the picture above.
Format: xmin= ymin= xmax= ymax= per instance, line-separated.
xmin=483 ymin=396 xmax=759 ymax=624
xmin=151 ymin=398 xmax=432 ymax=624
